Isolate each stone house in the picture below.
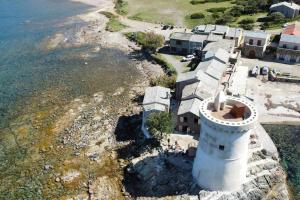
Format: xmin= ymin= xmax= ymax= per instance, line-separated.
xmin=193 ymin=24 xmax=229 ymax=36
xmin=225 ymin=27 xmax=243 ymax=47
xmin=169 ymin=32 xmax=207 ymax=55
xmin=270 ymin=1 xmax=300 ymax=18
xmin=203 ymin=48 xmax=230 ymax=64
xmin=201 ymin=39 xmax=235 ymax=61
xmin=195 ymin=59 xmax=227 ymax=81
xmin=242 ymin=31 xmax=270 ymax=58
xmin=175 ymin=59 xmax=223 ymax=100
xmin=176 ymin=98 xmax=201 ymax=134
xmin=175 ymin=71 xmax=199 ymax=100
xmin=175 ymin=59 xmax=223 ymax=134
xmin=142 ymin=86 xmax=171 ymax=138
xmin=276 ymin=34 xmax=300 ymax=63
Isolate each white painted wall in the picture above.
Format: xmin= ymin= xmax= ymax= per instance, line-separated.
xmin=192 ymin=97 xmax=257 ymax=191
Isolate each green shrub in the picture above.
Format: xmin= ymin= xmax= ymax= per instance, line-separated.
xmin=206 ymin=7 xmax=227 ymax=13
xmin=125 ymin=32 xmax=164 ymax=52
xmin=269 ymin=12 xmax=285 ymax=23
xmin=99 ymin=11 xmax=116 ymax=19
xmin=150 ymin=75 xmax=176 ymax=89
xmin=146 ymin=112 xmax=173 ymax=140
xmin=190 ymin=12 xmax=205 ymax=19
xmin=106 ymin=18 xmax=127 ymax=32
xmin=240 ymin=23 xmax=254 ymax=30
xmin=115 ymin=0 xmax=128 ymax=15
xmin=144 ymin=32 xmax=165 ymax=52
xmin=228 ymin=5 xmax=244 ymax=17
xmin=190 ymin=0 xmax=205 ymax=4
xmin=215 ymin=12 xmax=235 ymax=25
xmin=151 ymin=54 xmax=177 ymax=75
xmin=239 ymin=18 xmax=255 ymax=24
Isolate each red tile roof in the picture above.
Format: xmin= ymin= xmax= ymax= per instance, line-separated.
xmin=282 ymin=22 xmax=300 ymax=36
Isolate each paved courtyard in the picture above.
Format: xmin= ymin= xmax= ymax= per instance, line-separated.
xmin=246 ymin=77 xmax=300 ymax=124
xmin=239 ymin=57 xmax=300 ymax=77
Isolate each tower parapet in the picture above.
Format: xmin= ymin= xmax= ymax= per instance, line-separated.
xmin=192 ymin=94 xmax=258 ymax=191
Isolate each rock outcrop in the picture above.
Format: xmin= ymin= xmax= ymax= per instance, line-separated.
xmin=124 ymin=124 xmax=290 ymax=200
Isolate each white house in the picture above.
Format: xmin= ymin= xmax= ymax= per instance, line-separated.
xmin=277 ymin=34 xmax=300 ymax=63
xmin=142 ymin=86 xmax=171 ymax=138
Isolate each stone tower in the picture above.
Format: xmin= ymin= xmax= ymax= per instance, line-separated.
xmin=192 ymin=93 xmax=258 ymax=191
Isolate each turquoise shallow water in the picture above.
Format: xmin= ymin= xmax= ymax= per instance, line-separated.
xmin=0 ymin=0 xmax=139 ymax=198
xmin=263 ymin=124 xmax=300 ymax=199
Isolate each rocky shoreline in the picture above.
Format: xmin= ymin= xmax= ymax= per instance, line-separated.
xmin=36 ymin=0 xmax=293 ymax=199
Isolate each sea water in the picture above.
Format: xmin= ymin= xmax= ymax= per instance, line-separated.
xmin=0 ymin=0 xmax=139 ymax=198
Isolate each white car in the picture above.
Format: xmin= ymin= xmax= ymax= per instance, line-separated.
xmin=181 ymin=55 xmax=195 ymax=62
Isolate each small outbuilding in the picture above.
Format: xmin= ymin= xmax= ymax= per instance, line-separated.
xmin=142 ymin=86 xmax=171 ymax=138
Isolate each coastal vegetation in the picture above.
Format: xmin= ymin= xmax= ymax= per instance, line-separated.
xmin=124 ymin=32 xmax=176 ymax=75
xmin=124 ymin=31 xmax=164 ymax=52
xmin=115 ymin=0 xmax=128 ymax=15
xmin=150 ymin=75 xmax=176 ymax=89
xmin=263 ymin=124 xmax=300 ymax=199
xmin=146 ymin=112 xmax=173 ymax=141
xmin=150 ymin=53 xmax=177 ymax=76
xmin=100 ymin=11 xmax=127 ymax=32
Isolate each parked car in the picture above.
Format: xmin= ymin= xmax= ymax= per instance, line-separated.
xmin=251 ymin=66 xmax=259 ymax=77
xmin=181 ymin=54 xmax=195 ymax=62
xmin=261 ymin=66 xmax=269 ymax=75
xmin=162 ymin=25 xmax=169 ymax=30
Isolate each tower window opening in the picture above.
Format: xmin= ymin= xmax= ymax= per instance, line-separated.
xmin=219 ymin=145 xmax=225 ymax=151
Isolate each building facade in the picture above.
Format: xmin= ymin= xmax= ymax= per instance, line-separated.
xmin=225 ymin=27 xmax=243 ymax=47
xmin=242 ymin=31 xmax=270 ymax=58
xmin=176 ymin=98 xmax=201 ymax=134
xmin=169 ymin=32 xmax=207 ymax=55
xmin=277 ymin=34 xmax=300 ymax=63
xmin=192 ymin=93 xmax=258 ymax=191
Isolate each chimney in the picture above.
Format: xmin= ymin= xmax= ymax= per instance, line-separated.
xmin=214 ymin=91 xmax=226 ymax=111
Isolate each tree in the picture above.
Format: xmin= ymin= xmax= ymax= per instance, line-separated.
xmin=229 ymin=5 xmax=244 ymax=17
xmin=146 ymin=112 xmax=173 ymax=140
xmin=269 ymin=12 xmax=285 ymax=23
xmin=215 ymin=12 xmax=235 ymax=25
xmin=144 ymin=32 xmax=164 ymax=52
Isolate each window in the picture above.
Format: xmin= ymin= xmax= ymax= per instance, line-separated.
xmin=257 ymin=40 xmax=262 ymax=46
xmin=230 ymin=37 xmax=234 ymax=39
xmin=282 ymin=44 xmax=287 ymax=48
xmin=184 ymin=117 xmax=188 ymax=122
xmin=294 ymin=46 xmax=298 ymax=50
xmin=249 ymin=39 xmax=253 ymax=45
xmin=219 ymin=145 xmax=225 ymax=151
xmin=176 ymin=40 xmax=182 ymax=45
xmin=194 ymin=118 xmax=198 ymax=124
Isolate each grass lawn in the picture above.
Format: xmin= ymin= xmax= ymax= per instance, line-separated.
xmin=230 ymin=12 xmax=268 ymax=29
xmin=125 ymin=0 xmax=233 ymax=27
xmin=106 ymin=18 xmax=127 ymax=32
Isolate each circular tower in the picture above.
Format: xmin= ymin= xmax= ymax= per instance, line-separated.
xmin=192 ymin=92 xmax=258 ymax=191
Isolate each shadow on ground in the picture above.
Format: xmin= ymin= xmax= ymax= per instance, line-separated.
xmin=123 ymin=152 xmax=200 ymax=198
